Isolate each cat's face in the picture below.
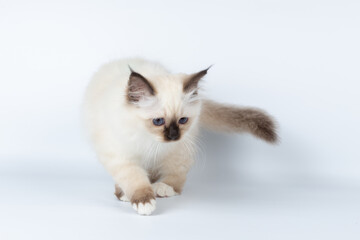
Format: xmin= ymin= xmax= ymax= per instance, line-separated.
xmin=126 ymin=67 xmax=208 ymax=142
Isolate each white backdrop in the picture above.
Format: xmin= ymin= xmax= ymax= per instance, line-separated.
xmin=1 ymin=0 xmax=360 ymax=239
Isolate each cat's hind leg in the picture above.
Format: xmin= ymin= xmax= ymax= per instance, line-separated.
xmin=114 ymin=184 xmax=129 ymax=202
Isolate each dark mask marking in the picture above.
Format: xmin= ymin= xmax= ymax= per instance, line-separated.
xmin=163 ymin=120 xmax=180 ymax=141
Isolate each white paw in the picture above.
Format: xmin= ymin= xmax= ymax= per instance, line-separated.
xmin=132 ymin=199 xmax=156 ymax=215
xmin=152 ymin=182 xmax=178 ymax=198
xmin=119 ymin=195 xmax=129 ymax=202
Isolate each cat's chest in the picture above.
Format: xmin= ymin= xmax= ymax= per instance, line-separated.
xmin=120 ymin=135 xmax=169 ymax=164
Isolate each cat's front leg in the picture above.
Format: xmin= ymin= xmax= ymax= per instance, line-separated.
xmin=152 ymin=182 xmax=178 ymax=198
xmin=153 ymin=148 xmax=193 ymax=197
xmin=156 ymin=173 xmax=187 ymax=196
xmin=103 ymin=160 xmax=156 ymax=215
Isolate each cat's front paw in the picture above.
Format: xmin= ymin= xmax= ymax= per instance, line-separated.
xmin=131 ymin=187 xmax=156 ymax=215
xmin=152 ymin=182 xmax=178 ymax=198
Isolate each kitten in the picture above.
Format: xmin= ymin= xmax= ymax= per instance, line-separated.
xmin=83 ymin=58 xmax=277 ymax=215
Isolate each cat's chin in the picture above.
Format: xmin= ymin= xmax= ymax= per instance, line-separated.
xmin=155 ymin=137 xmax=182 ymax=143
xmin=164 ymin=139 xmax=181 ymax=143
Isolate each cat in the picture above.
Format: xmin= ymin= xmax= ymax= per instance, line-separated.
xmin=83 ymin=58 xmax=277 ymax=215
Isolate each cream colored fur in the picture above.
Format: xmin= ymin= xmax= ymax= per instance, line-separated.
xmin=83 ymin=58 xmax=199 ymax=215
xmin=83 ymin=58 xmax=277 ymax=216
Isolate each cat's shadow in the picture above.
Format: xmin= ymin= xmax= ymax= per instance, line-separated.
xmin=189 ymin=130 xmax=243 ymax=186
xmin=155 ymin=131 xmax=248 ymax=214
xmin=155 ymin=129 xmax=313 ymax=214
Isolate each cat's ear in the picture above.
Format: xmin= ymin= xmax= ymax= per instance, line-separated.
xmin=127 ymin=67 xmax=156 ymax=105
xmin=183 ymin=66 xmax=211 ymax=93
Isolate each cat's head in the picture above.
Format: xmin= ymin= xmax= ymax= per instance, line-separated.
xmin=126 ymin=66 xmax=209 ymax=142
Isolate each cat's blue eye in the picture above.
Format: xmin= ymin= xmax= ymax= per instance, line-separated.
xmin=153 ymin=118 xmax=165 ymax=126
xmin=178 ymin=117 xmax=188 ymax=124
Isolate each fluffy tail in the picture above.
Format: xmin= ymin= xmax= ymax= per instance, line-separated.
xmin=200 ymin=99 xmax=278 ymax=143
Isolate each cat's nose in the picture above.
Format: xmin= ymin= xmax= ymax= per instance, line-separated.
xmin=166 ymin=125 xmax=180 ymax=141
